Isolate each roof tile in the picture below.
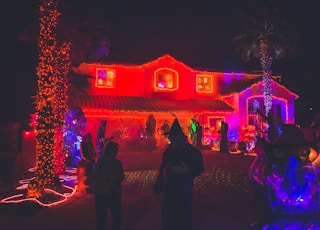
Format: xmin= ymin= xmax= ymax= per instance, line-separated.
xmin=78 ymin=95 xmax=234 ymax=113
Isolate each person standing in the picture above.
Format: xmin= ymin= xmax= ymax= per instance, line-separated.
xmin=94 ymin=141 xmax=125 ymax=230
xmin=146 ymin=114 xmax=157 ymax=151
xmin=96 ymin=120 xmax=107 ymax=158
xmin=219 ymin=120 xmax=229 ymax=153
xmin=195 ymin=122 xmax=203 ymax=150
xmin=160 ymin=120 xmax=170 ymax=149
xmin=79 ymin=133 xmax=97 ymax=193
xmin=153 ymin=118 xmax=204 ymax=230
xmin=257 ymin=109 xmax=283 ymax=143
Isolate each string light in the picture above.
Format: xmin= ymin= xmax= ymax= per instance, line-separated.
xmin=260 ymin=39 xmax=274 ymax=115
xmin=33 ymin=0 xmax=70 ymax=191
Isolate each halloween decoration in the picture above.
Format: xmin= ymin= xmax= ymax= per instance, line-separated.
xmin=249 ymin=124 xmax=320 ymax=229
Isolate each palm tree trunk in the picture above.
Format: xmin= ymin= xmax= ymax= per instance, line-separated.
xmin=54 ymin=42 xmax=71 ymax=175
xmin=260 ymin=39 xmax=273 ymax=115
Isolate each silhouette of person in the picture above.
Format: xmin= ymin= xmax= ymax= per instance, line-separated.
xmin=195 ymin=122 xmax=203 ymax=150
xmin=219 ymin=120 xmax=228 ymax=153
xmin=146 ymin=114 xmax=157 ymax=151
xmin=94 ymin=141 xmax=125 ymax=230
xmin=160 ymin=120 xmax=170 ymax=149
xmin=96 ymin=120 xmax=107 ymax=158
xmin=160 ymin=120 xmax=170 ymax=137
xmin=257 ymin=110 xmax=283 ymax=143
xmin=79 ymin=133 xmax=97 ymax=192
xmin=153 ymin=118 xmax=204 ymax=230
xmin=146 ymin=114 xmax=156 ymax=138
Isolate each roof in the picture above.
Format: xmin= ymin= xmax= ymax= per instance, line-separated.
xmin=77 ymin=95 xmax=234 ymax=113
xmin=221 ymin=76 xmax=263 ymax=95
xmin=221 ymin=76 xmax=298 ymax=98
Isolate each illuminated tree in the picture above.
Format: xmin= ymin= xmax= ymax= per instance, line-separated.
xmin=35 ymin=0 xmax=61 ymax=188
xmin=28 ymin=0 xmax=110 ymax=190
xmin=54 ymin=42 xmax=71 ymax=174
xmin=232 ymin=0 xmax=299 ymax=114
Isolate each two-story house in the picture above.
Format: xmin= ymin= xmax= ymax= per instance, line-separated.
xmin=72 ymin=54 xmax=298 ymax=150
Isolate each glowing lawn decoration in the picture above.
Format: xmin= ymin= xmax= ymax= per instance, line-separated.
xmin=1 ymin=185 xmax=77 ymax=207
xmin=1 ymin=167 xmax=78 ymax=207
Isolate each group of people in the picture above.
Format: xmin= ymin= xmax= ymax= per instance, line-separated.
xmin=79 ymin=118 xmax=204 ymax=230
xmin=78 ymin=112 xmax=320 ymax=229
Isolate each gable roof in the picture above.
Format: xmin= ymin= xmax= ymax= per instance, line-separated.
xmin=221 ymin=76 xmax=263 ymax=95
xmin=77 ymin=95 xmax=234 ymax=113
xmin=221 ymin=76 xmax=299 ymax=98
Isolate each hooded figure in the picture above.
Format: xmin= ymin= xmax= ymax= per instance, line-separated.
xmin=249 ymin=124 xmax=320 ymax=229
xmin=153 ymin=118 xmax=204 ymax=230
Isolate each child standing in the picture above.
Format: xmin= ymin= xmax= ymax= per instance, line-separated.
xmin=94 ymin=141 xmax=125 ymax=230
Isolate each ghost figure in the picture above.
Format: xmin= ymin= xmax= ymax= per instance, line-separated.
xmin=249 ymin=124 xmax=320 ymax=229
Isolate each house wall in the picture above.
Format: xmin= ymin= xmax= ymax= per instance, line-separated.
xmin=76 ymin=56 xmax=223 ymax=101
xmin=73 ymin=55 xmax=298 ymax=150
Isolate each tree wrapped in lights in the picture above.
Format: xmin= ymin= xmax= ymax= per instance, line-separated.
xmin=34 ymin=0 xmax=61 ymax=189
xmin=232 ymin=0 xmax=299 ymax=115
xmin=54 ymin=42 xmax=71 ymax=174
xmin=30 ymin=0 xmax=111 ymax=192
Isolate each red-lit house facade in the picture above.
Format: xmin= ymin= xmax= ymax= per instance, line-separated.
xmin=73 ymin=54 xmax=298 ymax=149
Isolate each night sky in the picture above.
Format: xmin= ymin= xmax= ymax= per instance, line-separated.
xmin=1 ymin=0 xmax=319 ymax=127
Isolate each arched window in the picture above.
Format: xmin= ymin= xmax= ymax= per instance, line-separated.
xmin=154 ymin=68 xmax=178 ymax=91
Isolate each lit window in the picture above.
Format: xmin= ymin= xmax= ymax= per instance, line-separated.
xmin=96 ymin=68 xmax=115 ymax=88
xmin=154 ymin=68 xmax=178 ymax=91
xmin=196 ymin=75 xmax=213 ymax=93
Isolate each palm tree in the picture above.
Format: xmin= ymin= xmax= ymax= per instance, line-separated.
xmin=232 ymin=0 xmax=299 ymax=114
xmin=20 ymin=0 xmax=110 ymax=187
xmin=67 ymin=72 xmax=93 ymax=107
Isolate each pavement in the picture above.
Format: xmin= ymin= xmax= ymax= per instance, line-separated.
xmin=0 ymin=150 xmax=256 ymax=230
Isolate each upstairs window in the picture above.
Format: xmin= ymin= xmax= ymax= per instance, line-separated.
xmin=96 ymin=68 xmax=115 ymax=88
xmin=154 ymin=68 xmax=178 ymax=91
xmin=196 ymin=74 xmax=213 ymax=93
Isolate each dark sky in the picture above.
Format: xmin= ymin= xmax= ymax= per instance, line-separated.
xmin=1 ymin=0 xmax=319 ymax=126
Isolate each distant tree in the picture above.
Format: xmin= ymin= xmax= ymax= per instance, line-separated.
xmin=232 ymin=0 xmax=299 ymax=114
xmin=57 ymin=0 xmax=111 ymax=66
xmin=58 ymin=1 xmax=111 ymax=106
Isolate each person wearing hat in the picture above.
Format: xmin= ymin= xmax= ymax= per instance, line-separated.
xmin=153 ymin=118 xmax=204 ymax=230
xmin=249 ymin=124 xmax=320 ymax=229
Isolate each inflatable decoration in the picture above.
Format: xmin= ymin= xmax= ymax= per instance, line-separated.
xmin=249 ymin=124 xmax=320 ymax=229
xmin=63 ymin=107 xmax=86 ymax=167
